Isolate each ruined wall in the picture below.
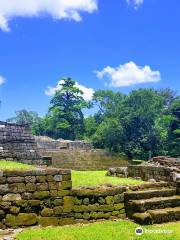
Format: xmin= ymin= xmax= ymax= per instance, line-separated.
xmin=43 ymin=150 xmax=129 ymax=170
xmin=0 ymin=168 xmax=127 ymax=229
xmin=35 ymin=136 xmax=93 ymax=151
xmin=108 ymin=165 xmax=174 ymax=182
xmin=0 ymin=122 xmax=51 ymax=166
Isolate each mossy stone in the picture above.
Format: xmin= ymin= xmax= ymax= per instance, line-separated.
xmin=105 ymin=196 xmax=114 ymax=205
xmin=53 ymin=206 xmax=63 ymax=215
xmin=6 ymin=213 xmax=37 ymax=227
xmin=39 ymin=217 xmax=59 ymax=227
xmin=114 ymin=203 xmax=124 ymax=210
xmin=74 ymin=197 xmax=82 ymax=205
xmin=114 ymin=194 xmax=124 ymax=203
xmin=83 ymin=212 xmax=90 ymax=220
xmin=61 ymin=181 xmax=72 ymax=190
xmin=58 ymin=190 xmax=71 ymax=197
xmin=28 ymin=200 xmax=41 ymax=207
xmin=33 ymin=191 xmax=50 ymax=200
xmin=98 ymin=197 xmax=105 ymax=204
xmin=58 ymin=217 xmax=75 ymax=226
xmin=74 ymin=213 xmax=83 ymax=219
xmin=10 ymin=206 xmax=20 ymax=215
xmin=53 ymin=199 xmax=63 ymax=206
xmin=83 ymin=198 xmax=89 ymax=206
xmin=63 ymin=196 xmax=74 ymax=213
xmin=41 ymin=208 xmax=54 ymax=217
xmin=15 ymin=200 xmax=28 ymax=207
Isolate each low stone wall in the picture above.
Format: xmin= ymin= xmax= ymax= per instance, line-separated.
xmin=0 ymin=168 xmax=127 ymax=229
xmin=128 ymin=165 xmax=173 ymax=182
xmin=108 ymin=165 xmax=178 ymax=182
xmin=43 ymin=150 xmax=129 ymax=170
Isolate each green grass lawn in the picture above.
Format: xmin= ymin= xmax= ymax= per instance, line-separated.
xmin=16 ymin=220 xmax=180 ymax=240
xmin=72 ymin=170 xmax=145 ymax=187
xmin=0 ymin=160 xmax=35 ymax=171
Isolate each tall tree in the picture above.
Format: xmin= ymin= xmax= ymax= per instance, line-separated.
xmin=168 ymin=99 xmax=180 ymax=157
xmin=46 ymin=77 xmax=88 ymax=140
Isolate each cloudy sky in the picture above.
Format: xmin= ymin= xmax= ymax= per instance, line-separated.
xmin=0 ymin=0 xmax=179 ymax=119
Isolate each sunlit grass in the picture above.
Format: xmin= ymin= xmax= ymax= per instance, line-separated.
xmin=0 ymin=160 xmax=35 ymax=171
xmin=72 ymin=170 xmax=145 ymax=187
xmin=16 ymin=220 xmax=180 ymax=240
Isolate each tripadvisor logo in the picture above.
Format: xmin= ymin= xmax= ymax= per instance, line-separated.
xmin=135 ymin=227 xmax=144 ymax=235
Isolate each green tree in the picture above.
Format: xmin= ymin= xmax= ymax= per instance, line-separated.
xmin=168 ymin=99 xmax=180 ymax=157
xmin=7 ymin=109 xmax=40 ymax=126
xmin=46 ymin=77 xmax=88 ymax=140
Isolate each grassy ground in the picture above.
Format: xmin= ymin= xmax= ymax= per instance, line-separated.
xmin=16 ymin=220 xmax=180 ymax=240
xmin=0 ymin=160 xmax=35 ymax=170
xmin=72 ymin=170 xmax=145 ymax=187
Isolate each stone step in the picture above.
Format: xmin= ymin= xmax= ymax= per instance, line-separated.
xmin=126 ymin=195 xmax=180 ymax=216
xmin=124 ymin=188 xmax=176 ymax=201
xmin=132 ymin=206 xmax=180 ymax=225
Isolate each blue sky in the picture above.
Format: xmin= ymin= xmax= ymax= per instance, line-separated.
xmin=0 ymin=0 xmax=179 ymax=120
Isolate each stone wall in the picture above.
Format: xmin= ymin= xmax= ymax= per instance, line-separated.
xmin=0 ymin=122 xmax=51 ymax=166
xmin=35 ymin=136 xmax=93 ymax=151
xmin=43 ymin=149 xmax=129 ymax=170
xmin=0 ymin=168 xmax=127 ymax=229
xmin=108 ymin=165 xmax=175 ymax=182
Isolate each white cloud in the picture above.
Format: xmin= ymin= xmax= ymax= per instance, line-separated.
xmin=0 ymin=0 xmax=98 ymax=31
xmin=126 ymin=0 xmax=144 ymax=9
xmin=45 ymin=79 xmax=94 ymax=101
xmin=0 ymin=75 xmax=5 ymax=85
xmin=96 ymin=62 xmax=161 ymax=87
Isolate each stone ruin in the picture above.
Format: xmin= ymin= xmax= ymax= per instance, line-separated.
xmin=0 ymin=121 xmax=51 ymax=166
xmin=107 ymin=156 xmax=180 ymax=182
xmin=35 ymin=136 xmax=93 ymax=151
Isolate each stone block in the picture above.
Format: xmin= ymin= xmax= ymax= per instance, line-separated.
xmin=33 ymin=191 xmax=50 ymax=200
xmin=2 ymin=194 xmax=21 ymax=201
xmin=10 ymin=206 xmax=20 ymax=214
xmin=25 ymin=176 xmax=36 ymax=183
xmin=36 ymin=183 xmax=49 ymax=191
xmin=6 ymin=213 xmax=38 ymax=227
xmin=7 ymin=177 xmax=24 ymax=183
xmin=9 ymin=183 xmax=26 ymax=193
xmin=53 ymin=206 xmax=63 ymax=215
xmin=26 ymin=183 xmax=36 ymax=192
xmin=63 ymin=196 xmax=74 ymax=212
xmin=41 ymin=208 xmax=54 ymax=217
xmin=38 ymin=217 xmax=59 ymax=227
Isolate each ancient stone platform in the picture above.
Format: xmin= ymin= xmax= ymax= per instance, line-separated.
xmin=0 ymin=121 xmax=51 ymax=166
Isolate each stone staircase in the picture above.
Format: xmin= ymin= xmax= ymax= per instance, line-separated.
xmin=124 ymin=186 xmax=180 ymax=225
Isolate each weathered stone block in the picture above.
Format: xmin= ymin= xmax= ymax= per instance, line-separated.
xmin=114 ymin=203 xmax=124 ymax=211
xmin=7 ymin=177 xmax=24 ymax=183
xmin=36 ymin=183 xmax=49 ymax=191
xmin=54 ymin=175 xmax=62 ymax=182
xmin=38 ymin=217 xmax=59 ymax=227
xmin=105 ymin=196 xmax=114 ymax=205
xmin=25 ymin=176 xmax=36 ymax=183
xmin=15 ymin=200 xmax=28 ymax=207
xmin=0 ymin=184 xmax=9 ymax=194
xmin=83 ymin=198 xmax=89 ymax=206
xmin=58 ymin=190 xmax=71 ymax=197
xmin=36 ymin=176 xmax=46 ymax=183
xmin=26 ymin=183 xmax=36 ymax=192
xmin=53 ymin=199 xmax=63 ymax=206
xmin=33 ymin=191 xmax=50 ymax=200
xmin=41 ymin=208 xmax=54 ymax=217
xmin=9 ymin=183 xmax=25 ymax=193
xmin=10 ymin=206 xmax=20 ymax=214
xmin=6 ymin=213 xmax=37 ymax=227
xmin=28 ymin=200 xmax=41 ymax=207
xmin=63 ymin=196 xmax=74 ymax=213
xmin=58 ymin=217 xmax=74 ymax=226
xmin=0 ymin=209 xmax=5 ymax=219
xmin=2 ymin=194 xmax=21 ymax=201
xmin=53 ymin=206 xmax=63 ymax=215
xmin=61 ymin=181 xmax=72 ymax=190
